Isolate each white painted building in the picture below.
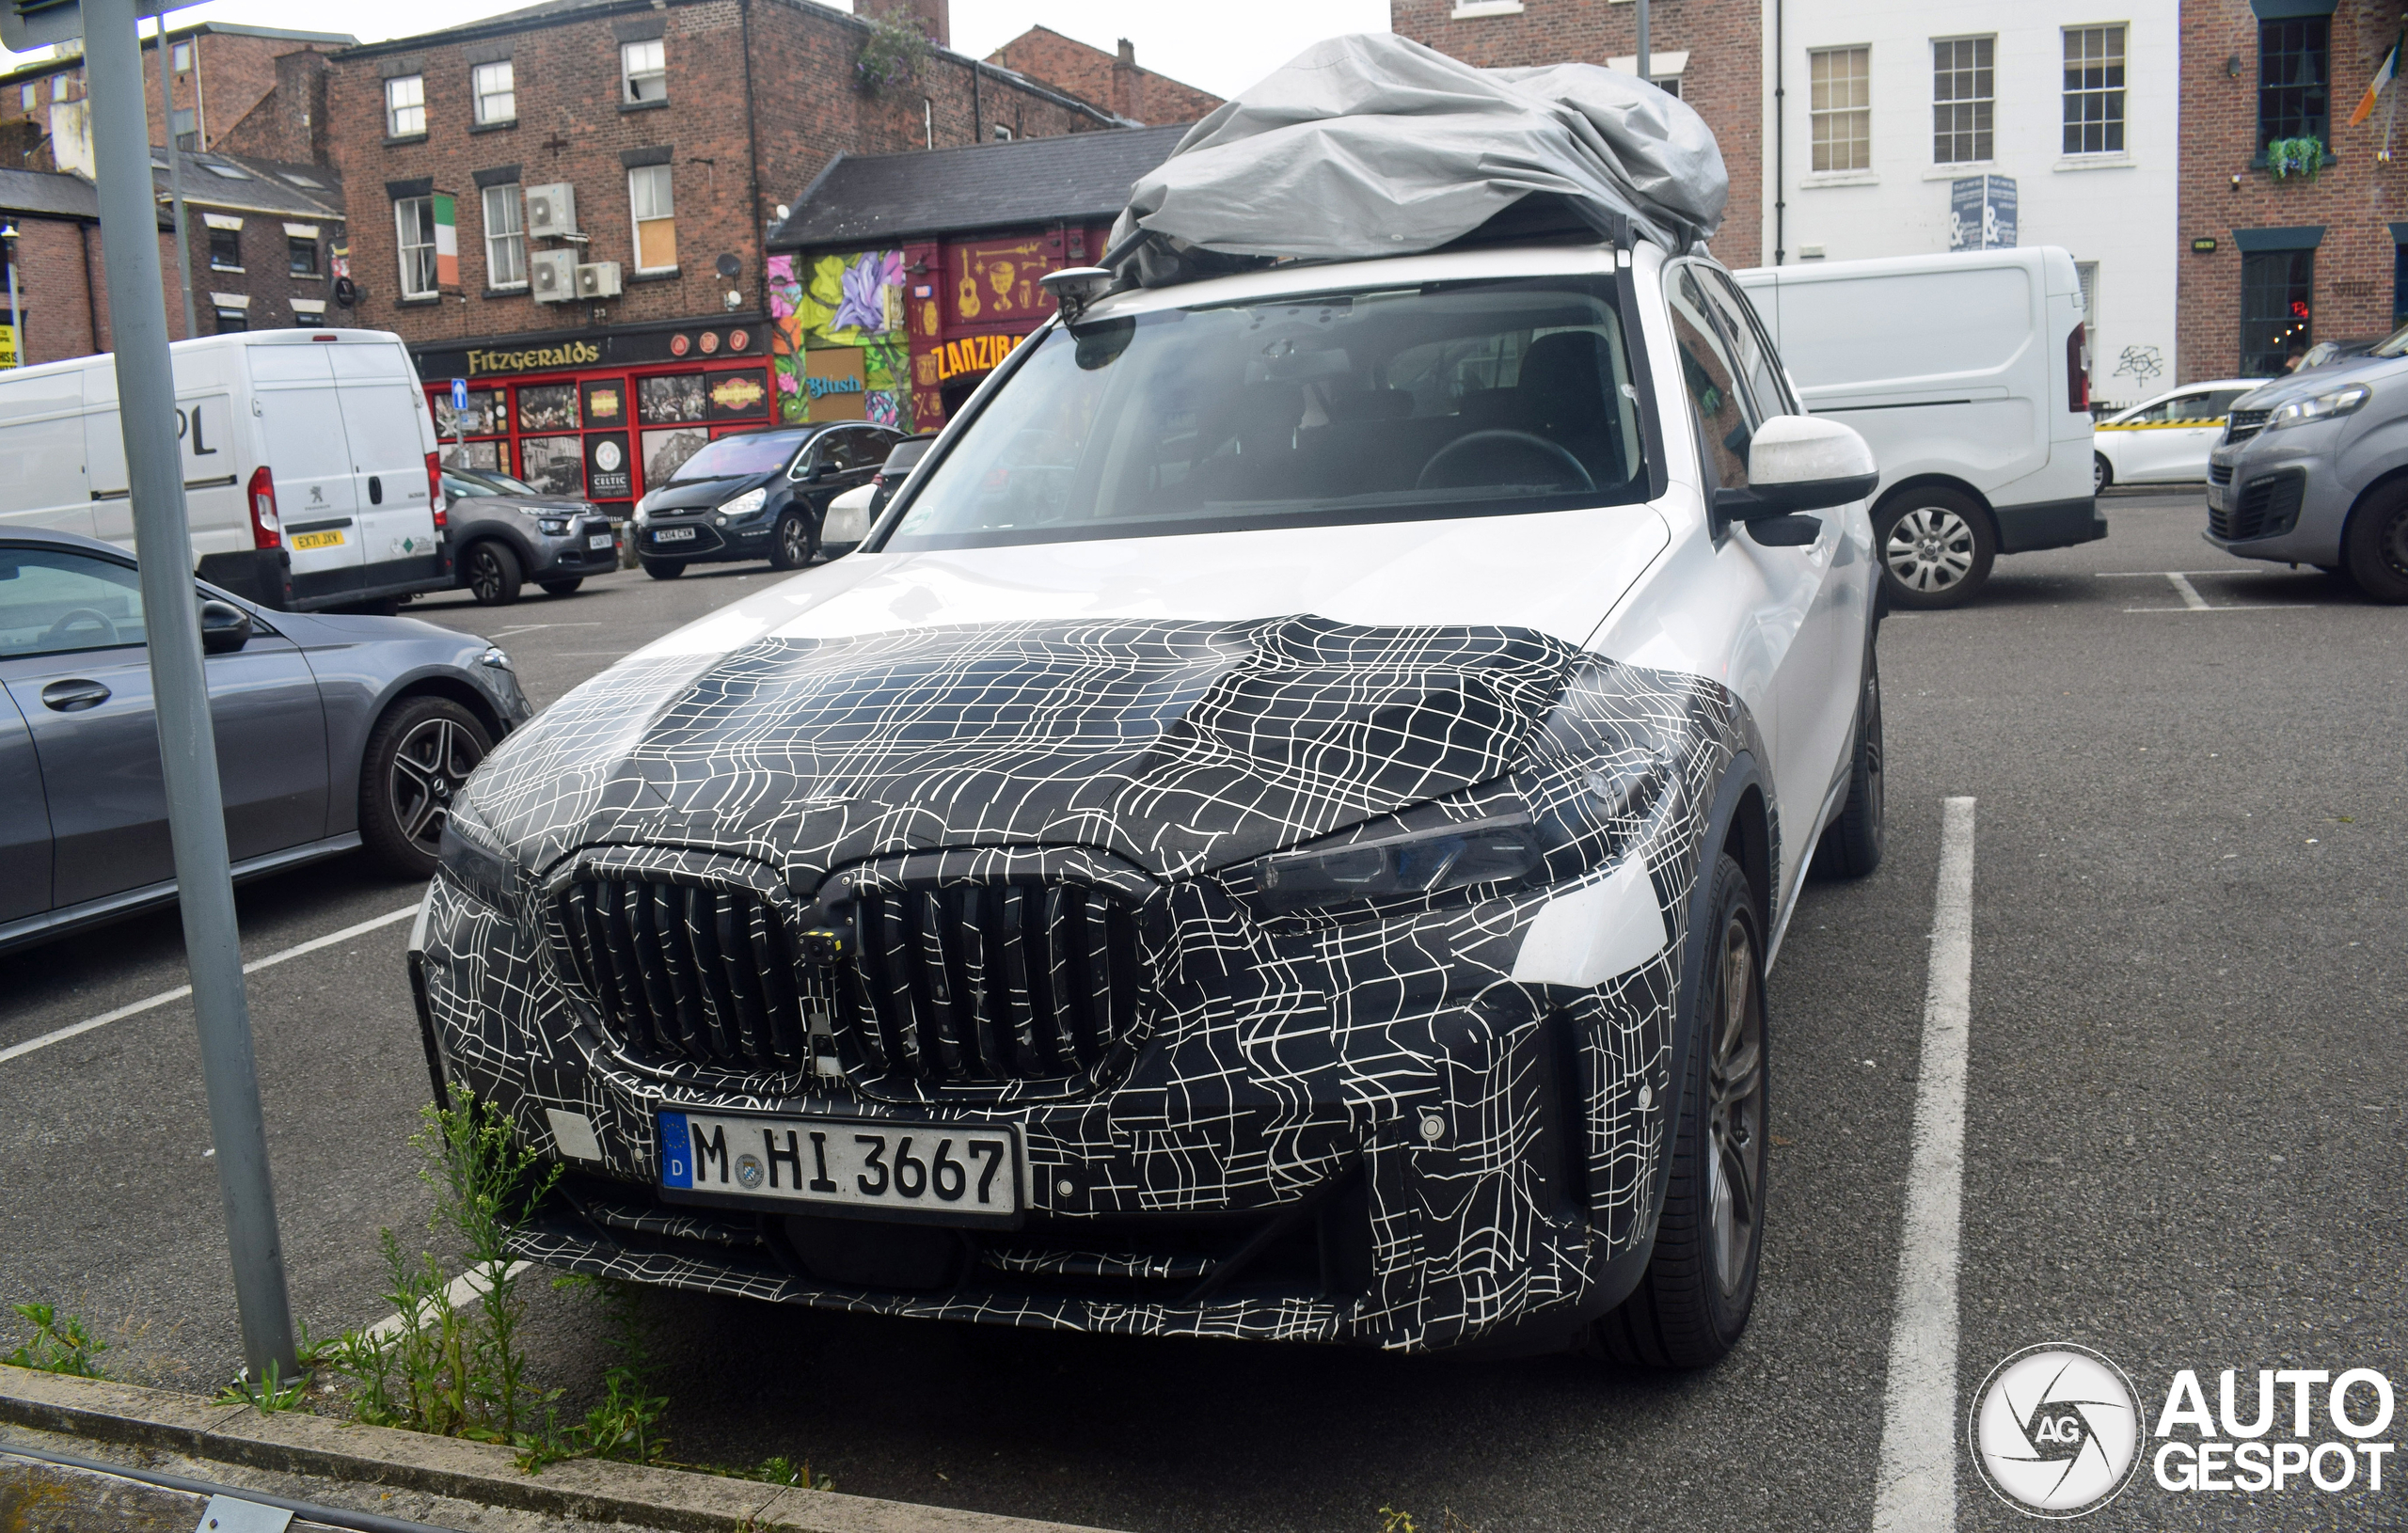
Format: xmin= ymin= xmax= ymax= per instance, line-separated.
xmin=1766 ymin=0 xmax=2179 ymax=410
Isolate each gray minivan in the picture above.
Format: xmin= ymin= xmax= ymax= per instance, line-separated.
xmin=2207 ymin=340 xmax=2408 ymax=602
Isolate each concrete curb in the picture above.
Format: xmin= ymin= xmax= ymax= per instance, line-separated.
xmin=0 ymin=1368 xmax=1121 ymax=1533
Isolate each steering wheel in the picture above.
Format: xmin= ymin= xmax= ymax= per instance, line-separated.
xmin=39 ymin=608 xmax=118 ymax=648
xmin=1416 ymin=430 xmax=1596 ymax=494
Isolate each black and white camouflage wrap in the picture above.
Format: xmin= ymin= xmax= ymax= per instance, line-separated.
xmin=416 ymin=613 xmax=1766 ymax=1352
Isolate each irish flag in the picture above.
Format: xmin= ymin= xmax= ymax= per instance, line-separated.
xmin=2352 ymin=27 xmax=2404 ymax=127
xmin=432 ymin=193 xmax=459 ymax=287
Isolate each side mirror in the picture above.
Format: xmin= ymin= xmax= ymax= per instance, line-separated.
xmin=790 ymin=458 xmax=822 ymax=482
xmin=199 ymin=599 xmax=252 ymax=655
xmin=1725 ymin=414 xmax=1879 ymax=514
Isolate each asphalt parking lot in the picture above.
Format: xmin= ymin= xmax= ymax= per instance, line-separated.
xmin=2 ymin=490 xmax=2400 ymax=1532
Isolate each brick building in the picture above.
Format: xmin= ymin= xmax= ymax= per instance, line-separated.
xmin=2177 ymin=0 xmax=2408 ymax=382
xmin=0 ymin=22 xmax=351 ymax=163
xmin=325 ymin=0 xmax=1133 ymax=514
xmin=1391 ymin=0 xmax=1766 ymax=268
xmin=985 ymin=27 xmax=1223 ymax=126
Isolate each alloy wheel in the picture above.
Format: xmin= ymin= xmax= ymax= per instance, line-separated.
xmin=779 ymin=514 xmax=814 ymax=567
xmin=1704 ymin=911 xmax=1766 ymax=1296
xmin=388 ymin=714 xmax=486 ymax=855
xmin=469 ymin=546 xmax=506 ymax=603
xmin=1884 ymin=506 xmax=1978 ymax=593
xmin=2383 ymin=505 xmax=2408 ymax=579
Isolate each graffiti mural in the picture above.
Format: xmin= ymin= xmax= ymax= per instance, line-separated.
xmin=2112 ymin=344 xmax=2165 ymax=387
xmin=768 ymin=251 xmax=912 ymax=429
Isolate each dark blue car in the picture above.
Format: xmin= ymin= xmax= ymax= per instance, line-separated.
xmin=630 ymin=422 xmax=900 ymax=578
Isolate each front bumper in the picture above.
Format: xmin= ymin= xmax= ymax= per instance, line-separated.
xmin=2205 ymin=434 xmax=2349 ymax=562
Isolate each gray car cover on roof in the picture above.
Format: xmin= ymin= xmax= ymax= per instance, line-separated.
xmin=1106 ymin=33 xmax=1728 ymax=283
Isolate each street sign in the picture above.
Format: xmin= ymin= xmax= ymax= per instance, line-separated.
xmin=452 ymin=377 xmax=468 ymax=411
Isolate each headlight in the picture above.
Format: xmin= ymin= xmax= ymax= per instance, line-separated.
xmin=2267 ymin=383 xmax=2371 ymax=430
xmin=536 ymin=516 xmax=571 ymax=535
xmin=1251 ymin=812 xmax=1545 ymax=914
xmin=720 ymin=487 xmax=768 ymax=517
xmin=436 ymin=813 xmax=517 ymax=909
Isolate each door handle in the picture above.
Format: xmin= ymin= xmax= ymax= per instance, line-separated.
xmin=40 ymin=679 xmax=111 ymax=712
xmin=368 ymin=475 xmax=384 ymax=505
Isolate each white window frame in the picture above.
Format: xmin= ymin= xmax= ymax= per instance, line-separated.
xmin=622 ymin=39 xmax=666 ymax=104
xmin=2061 ymin=24 xmax=2127 ymax=158
xmin=1809 ymin=45 xmax=1873 ymax=175
xmin=386 ymin=73 xmax=425 ymax=137
xmin=628 ymin=164 xmax=675 ymax=273
xmin=471 ymin=59 xmax=515 ymax=125
xmin=395 ymin=196 xmax=438 ymax=300
xmin=483 ymin=182 xmax=527 ymax=290
xmin=1932 ymin=35 xmax=1996 ymax=166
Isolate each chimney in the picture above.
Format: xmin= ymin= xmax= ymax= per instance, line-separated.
xmin=863 ymin=0 xmax=948 ymax=49
xmin=1117 ymin=38 xmax=1134 ymax=66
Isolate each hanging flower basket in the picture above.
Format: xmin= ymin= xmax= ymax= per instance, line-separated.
xmin=2265 ymin=136 xmax=2329 ymax=182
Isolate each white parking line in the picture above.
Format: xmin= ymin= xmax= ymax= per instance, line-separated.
xmin=2163 ymin=573 xmax=2211 ymax=611
xmin=0 ymin=904 xmax=420 ymax=1068
xmin=1872 ymin=797 xmax=1976 ymax=1533
xmin=2092 ymin=570 xmax=2313 ymax=612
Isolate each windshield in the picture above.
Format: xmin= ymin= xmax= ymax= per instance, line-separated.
xmin=2371 ymin=321 xmax=2408 ymax=358
xmin=888 ymin=275 xmax=1648 ymax=550
xmin=670 ymin=431 xmax=807 ymax=482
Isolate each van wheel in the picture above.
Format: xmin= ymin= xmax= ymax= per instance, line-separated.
xmin=1814 ymin=651 xmax=1884 ymax=877
xmin=2093 ymin=453 xmax=2114 ymax=493
xmin=360 ymin=696 xmax=492 ymax=879
xmin=2341 ymin=482 xmax=2408 ymax=604
xmin=464 ymin=541 xmax=522 ymax=607
xmin=1587 ymin=852 xmax=1766 ymax=1368
xmin=641 ymin=558 xmax=686 ymax=580
xmin=770 ymin=511 xmax=817 ymax=571
xmin=539 ymin=578 xmax=583 ymax=597
xmin=1876 ymin=488 xmax=1995 ymax=608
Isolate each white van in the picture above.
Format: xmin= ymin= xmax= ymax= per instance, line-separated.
xmin=1735 ymin=247 xmax=2100 ymax=608
xmin=0 ymin=329 xmax=452 ymax=610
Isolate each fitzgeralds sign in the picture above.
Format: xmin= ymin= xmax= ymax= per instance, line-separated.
xmin=465 ymin=340 xmax=605 ymax=378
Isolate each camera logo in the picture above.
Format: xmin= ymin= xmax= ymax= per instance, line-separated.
xmin=1971 ymin=1344 xmax=2144 ymax=1517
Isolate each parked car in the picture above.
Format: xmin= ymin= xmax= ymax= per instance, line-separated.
xmin=439 ymin=468 xmax=620 ymax=606
xmin=2091 ymin=379 xmax=2264 ymax=490
xmin=2207 ymin=355 xmax=2408 ymax=602
xmin=2295 ymin=333 xmax=2391 ymax=371
xmin=629 ymin=422 xmax=901 ymax=578
xmin=0 ymin=330 xmax=453 ymax=613
xmin=0 ymin=528 xmax=531 ymax=953
xmin=1735 ymin=247 xmax=2099 ymax=608
xmin=416 ymin=213 xmax=1884 ymax=1363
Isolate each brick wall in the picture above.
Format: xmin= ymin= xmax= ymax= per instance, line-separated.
xmin=182 ymin=209 xmax=349 ymax=335
xmin=987 ymin=27 xmax=1224 ymax=126
xmin=214 ymin=51 xmax=332 ymax=166
xmin=2176 ymin=0 xmax=2406 ymax=383
xmin=0 ymin=30 xmax=343 ymax=161
xmin=1391 ymin=0 xmax=1764 ymax=268
xmin=5 ymin=216 xmax=199 ymax=364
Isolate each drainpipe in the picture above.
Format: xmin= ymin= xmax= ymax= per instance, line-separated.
xmin=1636 ymin=0 xmax=1650 ymax=88
xmin=1773 ymin=0 xmax=1786 ymax=264
xmin=970 ymin=57 xmax=982 ymax=146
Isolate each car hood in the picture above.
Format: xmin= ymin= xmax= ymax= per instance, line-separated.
xmin=643 ymin=472 xmax=776 ymax=513
xmin=2235 ymin=354 xmax=2408 ymax=410
xmin=461 ymin=505 xmax=1671 ymax=883
xmin=453 ymin=495 xmax=594 ymax=518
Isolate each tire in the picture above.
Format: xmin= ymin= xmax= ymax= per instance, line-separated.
xmin=359 ymin=695 xmax=493 ymax=879
xmin=1814 ymin=650 xmax=1884 ymax=877
xmin=770 ymin=510 xmax=817 ymax=571
xmin=2093 ymin=452 xmax=2114 ymax=493
xmin=2341 ymin=482 xmax=2408 ymax=604
xmin=640 ymin=557 xmax=686 ymax=580
xmin=539 ymin=578 xmax=583 ymax=597
xmin=1875 ymin=487 xmax=1996 ymax=609
xmin=463 ymin=540 xmax=523 ymax=607
xmin=1589 ymin=853 xmax=1767 ymax=1368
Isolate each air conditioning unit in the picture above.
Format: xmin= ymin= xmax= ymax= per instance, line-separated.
xmin=530 ymin=248 xmax=578 ymax=303
xmin=525 ymin=182 xmax=577 ymax=240
xmin=576 ymin=261 xmax=623 ymax=298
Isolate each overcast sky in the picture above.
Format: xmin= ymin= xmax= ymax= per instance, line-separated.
xmin=2 ymin=1 xmax=1392 ymax=101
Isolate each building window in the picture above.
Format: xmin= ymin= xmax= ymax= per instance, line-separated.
xmin=213 ymin=307 xmax=246 ymax=333
xmin=207 ymin=228 xmax=241 ymax=271
xmin=622 ymin=39 xmax=666 ymax=104
xmin=2240 ymin=249 xmax=2313 ymax=377
xmin=386 ymin=73 xmax=425 ymax=137
xmin=2258 ymin=20 xmax=2330 ymax=152
xmin=1933 ymin=38 xmax=1994 ymax=164
xmin=171 ymin=107 xmax=196 ymax=150
xmin=2063 ymin=25 xmax=2125 ymax=154
xmin=628 ymin=164 xmax=675 ymax=272
xmin=483 ymin=182 xmax=527 ymax=289
xmin=396 ymin=196 xmax=438 ymax=299
xmin=171 ymin=40 xmax=191 ymax=71
xmin=18 ymin=82 xmax=35 ymax=110
xmin=472 ymin=60 xmax=515 ymax=125
xmin=289 ymin=237 xmax=318 ymax=276
xmin=1810 ymin=46 xmax=1872 ymax=173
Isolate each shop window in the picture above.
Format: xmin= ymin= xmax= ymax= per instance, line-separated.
xmin=516 ymin=382 xmax=578 ymax=432
xmin=2240 ymin=249 xmax=2314 ymax=377
xmin=483 ymin=183 xmax=527 ymax=290
xmin=622 ymin=39 xmax=666 ymax=104
xmin=472 ymin=60 xmax=515 ymax=125
xmin=386 ymin=73 xmax=425 ymax=137
xmin=1933 ymin=37 xmax=1994 ymax=165
xmin=2258 ymin=20 xmax=2329 ymax=153
xmin=395 ymin=197 xmax=437 ymax=300
xmin=207 ymin=227 xmax=242 ymax=271
xmin=518 ymin=435 xmax=584 ymax=498
xmin=2063 ymin=25 xmax=2125 ymax=155
xmin=642 ymin=424 xmax=710 ymax=482
xmin=1810 ymin=46 xmax=1871 ymax=173
xmin=288 ymin=237 xmax=318 ymax=277
xmin=628 ymin=164 xmax=675 ymax=273
xmin=435 ymin=386 xmax=505 ymax=439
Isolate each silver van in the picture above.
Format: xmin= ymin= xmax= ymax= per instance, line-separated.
xmin=2207 ymin=344 xmax=2408 ymax=603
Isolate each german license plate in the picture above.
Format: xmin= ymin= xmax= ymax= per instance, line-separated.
xmin=658 ymin=1111 xmax=1022 ymax=1223
xmin=652 ymin=526 xmax=696 ymax=543
xmin=290 ymin=529 xmax=345 ymax=550
xmin=587 ymin=532 xmax=614 ymax=550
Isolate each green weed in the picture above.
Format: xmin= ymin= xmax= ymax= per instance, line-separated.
xmin=217 ymin=1357 xmax=308 ymax=1413
xmin=4 ymin=1303 xmax=107 ymax=1378
xmin=1379 ymin=1509 xmax=1481 ymax=1533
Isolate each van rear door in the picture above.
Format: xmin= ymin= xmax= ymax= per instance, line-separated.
xmin=0 ymin=365 xmax=95 ymax=538
xmin=332 ymin=340 xmax=443 ymax=591
xmin=251 ymin=342 xmax=366 ymax=601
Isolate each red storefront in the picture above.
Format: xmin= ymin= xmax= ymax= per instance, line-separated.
xmin=412 ymin=319 xmax=775 ymax=522
xmin=897 ymin=224 xmax=1112 ymax=427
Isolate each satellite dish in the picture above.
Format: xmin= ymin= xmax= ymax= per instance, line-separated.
xmin=715 ymin=253 xmax=741 ymax=279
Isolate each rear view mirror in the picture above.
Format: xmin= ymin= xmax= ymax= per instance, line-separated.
xmin=199 ymin=599 xmax=252 ymax=655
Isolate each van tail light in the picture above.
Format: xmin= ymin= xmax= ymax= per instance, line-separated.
xmin=426 ymin=451 xmax=447 ymax=529
xmin=2067 ymin=322 xmax=2090 ymax=413
xmin=246 ymin=465 xmax=282 ymax=549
